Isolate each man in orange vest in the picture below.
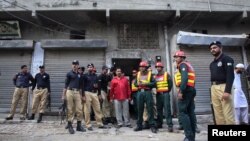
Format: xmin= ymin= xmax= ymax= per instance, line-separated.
xmin=174 ymin=51 xmax=197 ymax=141
xmin=134 ymin=61 xmax=157 ymax=133
xmin=131 ymin=69 xmax=138 ymax=119
xmin=155 ymin=62 xmax=173 ymax=132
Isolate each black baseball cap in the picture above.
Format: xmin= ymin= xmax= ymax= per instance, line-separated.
xmin=39 ymin=65 xmax=45 ymax=69
xmin=209 ymin=41 xmax=222 ymax=48
xmin=102 ymin=65 xmax=108 ymax=70
xmin=87 ymin=63 xmax=94 ymax=67
xmin=72 ymin=60 xmax=79 ymax=65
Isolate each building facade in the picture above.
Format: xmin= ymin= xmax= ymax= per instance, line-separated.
xmin=0 ymin=0 xmax=250 ymax=114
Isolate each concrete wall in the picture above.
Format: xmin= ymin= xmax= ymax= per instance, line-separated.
xmin=19 ymin=21 xmax=166 ymax=70
xmin=3 ymin=0 xmax=250 ymax=11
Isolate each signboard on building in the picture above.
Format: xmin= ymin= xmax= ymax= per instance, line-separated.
xmin=0 ymin=21 xmax=21 ymax=39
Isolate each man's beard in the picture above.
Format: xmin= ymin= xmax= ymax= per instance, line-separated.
xmin=237 ymin=70 xmax=242 ymax=74
xmin=212 ymin=50 xmax=221 ymax=57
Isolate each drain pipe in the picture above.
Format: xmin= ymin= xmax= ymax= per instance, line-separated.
xmin=207 ymin=0 xmax=212 ymax=12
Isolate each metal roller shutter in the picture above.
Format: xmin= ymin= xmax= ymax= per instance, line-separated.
xmin=44 ymin=49 xmax=105 ymax=111
xmin=0 ymin=50 xmax=32 ymax=113
xmin=179 ymin=46 xmax=247 ymax=113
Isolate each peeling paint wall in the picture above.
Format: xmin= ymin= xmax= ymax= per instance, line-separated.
xmin=2 ymin=0 xmax=250 ymax=11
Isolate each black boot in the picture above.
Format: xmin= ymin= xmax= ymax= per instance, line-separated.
xmin=37 ymin=113 xmax=43 ymax=123
xmin=151 ymin=126 xmax=158 ymax=133
xmin=28 ymin=114 xmax=35 ymax=120
xmin=143 ymin=122 xmax=150 ymax=129
xmin=76 ymin=121 xmax=86 ymax=132
xmin=68 ymin=122 xmax=75 ymax=134
xmin=102 ymin=118 xmax=108 ymax=125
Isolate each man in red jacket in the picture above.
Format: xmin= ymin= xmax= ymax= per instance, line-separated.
xmin=110 ymin=67 xmax=131 ymax=128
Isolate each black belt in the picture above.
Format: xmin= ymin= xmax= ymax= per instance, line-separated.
xmin=37 ymin=87 xmax=47 ymax=89
xmin=138 ymin=89 xmax=150 ymax=92
xmin=16 ymin=86 xmax=28 ymax=88
xmin=68 ymin=88 xmax=80 ymax=91
xmin=157 ymin=92 xmax=167 ymax=94
xmin=87 ymin=90 xmax=97 ymax=93
xmin=211 ymin=81 xmax=226 ymax=85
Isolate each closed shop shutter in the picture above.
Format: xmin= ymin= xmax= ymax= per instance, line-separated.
xmin=245 ymin=47 xmax=250 ymax=102
xmin=44 ymin=49 xmax=105 ymax=111
xmin=179 ymin=46 xmax=247 ymax=113
xmin=0 ymin=50 xmax=32 ymax=113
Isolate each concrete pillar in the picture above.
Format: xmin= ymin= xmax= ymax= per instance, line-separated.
xmin=28 ymin=42 xmax=44 ymax=115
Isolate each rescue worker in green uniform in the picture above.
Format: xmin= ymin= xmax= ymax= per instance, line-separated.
xmin=131 ymin=69 xmax=139 ymax=119
xmin=154 ymin=62 xmax=173 ymax=132
xmin=174 ymin=51 xmax=197 ymax=141
xmin=134 ymin=61 xmax=157 ymax=133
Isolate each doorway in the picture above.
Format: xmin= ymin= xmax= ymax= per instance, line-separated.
xmin=112 ymin=58 xmax=141 ymax=77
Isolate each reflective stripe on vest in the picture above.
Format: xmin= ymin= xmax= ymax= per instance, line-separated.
xmin=137 ymin=71 xmax=152 ymax=88
xmin=131 ymin=79 xmax=138 ymax=92
xmin=174 ymin=62 xmax=195 ymax=87
xmin=155 ymin=72 xmax=169 ymax=92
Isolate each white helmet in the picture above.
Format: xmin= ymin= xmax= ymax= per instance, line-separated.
xmin=235 ymin=63 xmax=245 ymax=69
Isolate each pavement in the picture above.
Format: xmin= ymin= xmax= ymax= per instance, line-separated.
xmin=0 ymin=113 xmax=210 ymax=141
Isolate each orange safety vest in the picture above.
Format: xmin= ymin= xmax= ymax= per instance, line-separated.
xmin=174 ymin=62 xmax=195 ymax=87
xmin=131 ymin=79 xmax=138 ymax=92
xmin=137 ymin=71 xmax=152 ymax=89
xmin=155 ymin=72 xmax=169 ymax=92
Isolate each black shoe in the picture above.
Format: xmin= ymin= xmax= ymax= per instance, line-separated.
xmin=5 ymin=117 xmax=13 ymax=120
xmin=178 ymin=126 xmax=184 ymax=130
xmin=102 ymin=118 xmax=109 ymax=125
xmin=151 ymin=127 xmax=158 ymax=133
xmin=87 ymin=127 xmax=93 ymax=131
xmin=20 ymin=117 xmax=25 ymax=120
xmin=168 ymin=126 xmax=173 ymax=132
xmin=157 ymin=124 xmax=163 ymax=129
xmin=183 ymin=137 xmax=194 ymax=141
xmin=116 ymin=124 xmax=122 ymax=128
xmin=76 ymin=121 xmax=86 ymax=132
xmin=134 ymin=126 xmax=143 ymax=131
xmin=68 ymin=122 xmax=75 ymax=134
xmin=98 ymin=125 xmax=108 ymax=129
xmin=196 ymin=127 xmax=200 ymax=133
xmin=28 ymin=114 xmax=35 ymax=120
xmin=110 ymin=117 xmax=117 ymax=124
xmin=126 ymin=124 xmax=132 ymax=128
xmin=37 ymin=113 xmax=43 ymax=123
xmin=65 ymin=124 xmax=69 ymax=129
xmin=143 ymin=121 xmax=150 ymax=129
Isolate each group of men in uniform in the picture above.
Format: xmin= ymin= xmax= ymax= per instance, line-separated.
xmin=4 ymin=40 xmax=249 ymax=141
xmin=131 ymin=50 xmax=197 ymax=141
xmin=5 ymin=65 xmax=50 ymax=123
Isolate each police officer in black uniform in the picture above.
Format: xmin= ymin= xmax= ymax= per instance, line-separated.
xmin=62 ymin=60 xmax=86 ymax=134
xmin=209 ymin=41 xmax=235 ymax=125
xmin=6 ymin=65 xmax=34 ymax=120
xmin=29 ymin=65 xmax=51 ymax=123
